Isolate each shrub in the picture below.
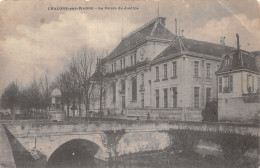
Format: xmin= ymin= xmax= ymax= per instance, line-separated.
xmin=201 ymin=100 xmax=218 ymax=122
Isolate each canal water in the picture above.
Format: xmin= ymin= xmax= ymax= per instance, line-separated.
xmin=16 ymin=141 xmax=257 ymax=168
xmin=18 ymin=147 xmax=151 ymax=168
xmin=17 ymin=149 xmax=257 ymax=168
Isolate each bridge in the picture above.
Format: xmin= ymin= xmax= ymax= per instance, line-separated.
xmin=1 ymin=120 xmax=259 ymax=167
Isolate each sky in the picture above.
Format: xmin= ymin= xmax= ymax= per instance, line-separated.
xmin=0 ymin=0 xmax=260 ymax=94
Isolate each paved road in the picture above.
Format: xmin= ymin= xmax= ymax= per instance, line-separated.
xmin=0 ymin=124 xmax=16 ymax=168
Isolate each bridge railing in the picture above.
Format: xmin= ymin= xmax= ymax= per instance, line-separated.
xmin=3 ymin=119 xmax=259 ymax=137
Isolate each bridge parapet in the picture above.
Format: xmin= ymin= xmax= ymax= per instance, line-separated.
xmin=4 ymin=120 xmax=259 ymax=137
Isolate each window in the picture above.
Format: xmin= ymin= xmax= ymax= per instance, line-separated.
xmin=122 ymin=96 xmax=125 ymax=109
xmin=103 ymin=66 xmax=106 ymax=73
xmin=247 ymin=74 xmax=254 ymax=92
xmin=164 ymin=88 xmax=168 ymax=108
xmin=131 ymin=55 xmax=133 ymax=66
xmin=206 ymin=88 xmax=211 ymax=103
xmin=223 ymin=76 xmax=229 ymax=93
xmin=113 ymin=83 xmax=116 ymax=103
xmin=141 ymin=73 xmax=144 ymax=85
xmin=141 ymin=93 xmax=144 ymax=108
xmin=172 ymin=87 xmax=177 ymax=108
xmin=194 ymin=61 xmax=199 ymax=77
xmin=123 ymin=58 xmax=125 ymax=68
xmin=155 ymin=89 xmax=159 ymax=108
xmin=224 ymin=57 xmax=232 ymax=67
xmin=163 ymin=64 xmax=168 ymax=79
xmin=121 ymin=80 xmax=125 ymax=92
xmin=194 ymin=87 xmax=200 ymax=108
xmin=226 ymin=59 xmax=229 ymax=66
xmin=252 ymin=76 xmax=254 ymax=92
xmin=155 ymin=66 xmax=159 ymax=81
xmin=134 ymin=54 xmax=136 ymax=64
xmin=111 ymin=63 xmax=113 ymax=72
xmin=229 ymin=75 xmax=233 ymax=92
xmin=223 ymin=75 xmax=233 ymax=93
xmin=219 ymin=77 xmax=222 ymax=93
xmin=206 ymin=63 xmax=210 ymax=78
xmin=114 ymin=62 xmax=116 ymax=71
xmin=172 ymin=61 xmax=177 ymax=77
xmin=132 ymin=78 xmax=137 ymax=101
xmin=120 ymin=59 xmax=122 ymax=70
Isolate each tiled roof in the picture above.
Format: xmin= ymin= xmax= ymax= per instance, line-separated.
xmin=149 ymin=22 xmax=174 ymax=40
xmin=153 ymin=37 xmax=234 ymax=62
xmin=217 ymin=49 xmax=259 ymax=74
xmin=103 ymin=17 xmax=175 ymax=62
xmin=252 ymin=51 xmax=260 ymax=56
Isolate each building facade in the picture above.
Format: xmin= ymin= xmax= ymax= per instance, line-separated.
xmin=93 ymin=17 xmax=257 ymax=122
xmin=149 ymin=37 xmax=232 ymax=121
xmin=216 ymin=35 xmax=260 ymax=123
xmin=100 ymin=17 xmax=175 ymax=118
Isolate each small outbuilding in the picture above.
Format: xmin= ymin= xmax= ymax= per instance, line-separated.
xmin=51 ymin=88 xmax=62 ymax=110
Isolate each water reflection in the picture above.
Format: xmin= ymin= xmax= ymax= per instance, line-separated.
xmin=46 ymin=147 xmax=149 ymax=168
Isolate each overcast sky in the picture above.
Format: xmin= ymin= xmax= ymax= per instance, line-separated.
xmin=0 ymin=0 xmax=259 ymax=93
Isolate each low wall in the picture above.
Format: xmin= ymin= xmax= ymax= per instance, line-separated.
xmin=218 ymin=96 xmax=260 ymax=123
xmin=0 ymin=125 xmax=16 ymax=168
xmin=125 ymin=108 xmax=202 ymax=121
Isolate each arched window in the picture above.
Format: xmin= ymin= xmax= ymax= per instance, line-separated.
xmin=132 ymin=78 xmax=137 ymax=101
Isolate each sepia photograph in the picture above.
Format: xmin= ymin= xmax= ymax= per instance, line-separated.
xmin=0 ymin=0 xmax=259 ymax=167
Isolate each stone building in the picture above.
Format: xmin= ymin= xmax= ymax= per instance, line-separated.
xmin=100 ymin=17 xmax=175 ymax=117
xmin=149 ymin=37 xmax=232 ymax=121
xmin=94 ymin=17 xmax=256 ymax=122
xmin=216 ymin=34 xmax=260 ymax=123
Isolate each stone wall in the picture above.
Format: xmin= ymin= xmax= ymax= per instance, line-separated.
xmin=218 ymin=95 xmax=260 ymax=123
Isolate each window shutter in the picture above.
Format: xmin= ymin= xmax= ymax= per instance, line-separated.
xmin=229 ymin=75 xmax=233 ymax=92
xmin=219 ymin=77 xmax=222 ymax=93
xmin=247 ymin=74 xmax=249 ymax=90
xmin=252 ymin=76 xmax=254 ymax=91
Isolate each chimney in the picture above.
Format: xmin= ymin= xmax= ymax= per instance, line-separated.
xmin=236 ymin=33 xmax=240 ymax=50
xmin=175 ymin=18 xmax=177 ymax=36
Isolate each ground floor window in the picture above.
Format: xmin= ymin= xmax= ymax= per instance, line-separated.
xmin=194 ymin=87 xmax=200 ymax=108
xmin=164 ymin=88 xmax=168 ymax=108
xmin=113 ymin=83 xmax=116 ymax=103
xmin=206 ymin=88 xmax=211 ymax=103
xmin=132 ymin=78 xmax=137 ymax=101
xmin=141 ymin=93 xmax=144 ymax=108
xmin=122 ymin=96 xmax=125 ymax=109
xmin=155 ymin=89 xmax=159 ymax=108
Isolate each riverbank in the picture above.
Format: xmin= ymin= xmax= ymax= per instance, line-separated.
xmin=116 ymin=149 xmax=258 ymax=168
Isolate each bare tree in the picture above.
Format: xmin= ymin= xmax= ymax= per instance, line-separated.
xmin=1 ymin=81 xmax=20 ymax=119
xmin=26 ymin=77 xmax=41 ymax=119
xmin=39 ymin=69 xmax=51 ymax=112
xmin=55 ymin=71 xmax=72 ymax=120
xmin=92 ymin=58 xmax=111 ymax=120
xmin=75 ymin=46 xmax=96 ymax=121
